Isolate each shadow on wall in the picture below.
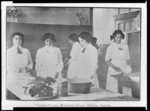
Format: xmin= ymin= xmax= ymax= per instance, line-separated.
xmin=97 ymin=44 xmax=109 ymax=89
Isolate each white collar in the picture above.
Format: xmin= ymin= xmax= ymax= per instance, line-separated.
xmin=86 ymin=43 xmax=91 ymax=48
xmin=44 ymin=45 xmax=54 ymax=48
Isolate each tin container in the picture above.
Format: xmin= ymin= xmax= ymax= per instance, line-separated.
xmin=57 ymin=78 xmax=68 ymax=96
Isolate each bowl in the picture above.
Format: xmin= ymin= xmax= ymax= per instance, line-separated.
xmin=68 ymin=78 xmax=92 ymax=94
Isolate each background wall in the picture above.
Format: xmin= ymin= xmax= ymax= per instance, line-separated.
xmin=93 ymin=8 xmax=118 ymax=44
xmin=16 ymin=7 xmax=91 ymax=25
xmin=93 ymin=8 xmax=141 ymax=45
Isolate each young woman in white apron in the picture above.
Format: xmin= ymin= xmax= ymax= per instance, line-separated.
xmin=76 ymin=32 xmax=99 ymax=88
xmin=35 ymin=33 xmax=63 ymax=79
xmin=105 ymin=30 xmax=132 ymax=93
xmin=7 ymin=32 xmax=33 ymax=99
xmin=67 ymin=34 xmax=82 ymax=79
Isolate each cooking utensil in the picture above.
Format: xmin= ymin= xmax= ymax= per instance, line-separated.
xmin=63 ymin=57 xmax=70 ymax=67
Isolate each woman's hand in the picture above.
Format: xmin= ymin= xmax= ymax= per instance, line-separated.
xmin=126 ymin=60 xmax=131 ymax=65
xmin=15 ymin=67 xmax=23 ymax=73
xmin=24 ymin=67 xmax=31 ymax=73
xmin=54 ymin=72 xmax=59 ymax=79
xmin=90 ymin=75 xmax=94 ymax=80
xmin=66 ymin=61 xmax=70 ymax=66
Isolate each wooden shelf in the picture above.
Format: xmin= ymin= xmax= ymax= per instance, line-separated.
xmin=113 ymin=11 xmax=140 ymax=21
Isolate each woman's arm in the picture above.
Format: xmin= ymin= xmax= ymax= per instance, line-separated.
xmin=56 ymin=49 xmax=63 ymax=74
xmin=106 ymin=60 xmax=122 ymax=72
xmin=105 ymin=45 xmax=122 ymax=72
xmin=25 ymin=49 xmax=33 ymax=71
xmin=7 ymin=49 xmax=17 ymax=73
xmin=35 ymin=50 xmax=41 ymax=75
xmin=126 ymin=45 xmax=131 ymax=65
xmin=88 ymin=47 xmax=98 ymax=79
xmin=68 ymin=43 xmax=80 ymax=64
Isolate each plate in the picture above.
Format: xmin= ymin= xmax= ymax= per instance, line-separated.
xmin=35 ymin=95 xmax=58 ymax=100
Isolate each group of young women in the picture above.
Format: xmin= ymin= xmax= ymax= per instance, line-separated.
xmin=7 ymin=29 xmax=132 ymax=95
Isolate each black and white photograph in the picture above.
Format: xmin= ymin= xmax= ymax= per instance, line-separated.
xmin=1 ymin=2 xmax=147 ymax=109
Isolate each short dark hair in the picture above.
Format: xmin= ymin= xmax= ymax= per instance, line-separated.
xmin=78 ymin=32 xmax=92 ymax=43
xmin=68 ymin=33 xmax=79 ymax=42
xmin=42 ymin=33 xmax=56 ymax=42
xmin=110 ymin=30 xmax=125 ymax=40
xmin=11 ymin=32 xmax=24 ymax=46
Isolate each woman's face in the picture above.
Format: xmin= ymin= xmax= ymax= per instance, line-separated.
xmin=45 ymin=38 xmax=53 ymax=46
xmin=79 ymin=37 xmax=86 ymax=47
xmin=114 ymin=34 xmax=122 ymax=44
xmin=69 ymin=39 xmax=74 ymax=45
xmin=13 ymin=35 xmax=22 ymax=47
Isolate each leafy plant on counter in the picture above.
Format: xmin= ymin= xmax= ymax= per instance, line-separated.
xmin=28 ymin=76 xmax=57 ymax=98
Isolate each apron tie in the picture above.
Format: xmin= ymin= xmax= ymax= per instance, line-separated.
xmin=17 ymin=47 xmax=22 ymax=54
xmin=82 ymin=48 xmax=86 ymax=53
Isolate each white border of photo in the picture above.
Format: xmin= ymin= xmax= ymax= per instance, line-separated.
xmin=1 ymin=2 xmax=147 ymax=110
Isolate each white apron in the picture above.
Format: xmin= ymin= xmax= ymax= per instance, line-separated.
xmin=76 ymin=49 xmax=86 ymax=78
xmin=67 ymin=61 xmax=78 ymax=78
xmin=35 ymin=46 xmax=63 ymax=78
xmin=76 ymin=44 xmax=99 ymax=88
xmin=7 ymin=48 xmax=32 ymax=99
xmin=7 ymin=49 xmax=29 ymax=85
xmin=67 ymin=42 xmax=81 ymax=78
xmin=106 ymin=43 xmax=132 ymax=92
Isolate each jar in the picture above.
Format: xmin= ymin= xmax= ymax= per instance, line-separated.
xmin=57 ymin=78 xmax=68 ymax=97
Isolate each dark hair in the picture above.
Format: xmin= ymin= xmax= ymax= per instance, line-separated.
xmin=92 ymin=37 xmax=97 ymax=45
xmin=78 ymin=32 xmax=92 ymax=43
xmin=110 ymin=30 xmax=125 ymax=40
xmin=42 ymin=33 xmax=56 ymax=42
xmin=68 ymin=33 xmax=79 ymax=42
xmin=91 ymin=37 xmax=98 ymax=49
xmin=11 ymin=32 xmax=24 ymax=46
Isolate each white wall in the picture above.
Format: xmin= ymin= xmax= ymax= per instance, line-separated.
xmin=93 ymin=8 xmax=118 ymax=45
xmin=93 ymin=8 xmax=140 ymax=45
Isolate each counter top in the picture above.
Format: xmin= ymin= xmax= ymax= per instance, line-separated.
xmin=7 ymin=85 xmax=139 ymax=101
xmin=7 ymin=75 xmax=139 ymax=101
xmin=52 ymin=88 xmax=139 ymax=101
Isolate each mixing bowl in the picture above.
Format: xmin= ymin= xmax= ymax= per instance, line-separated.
xmin=68 ymin=78 xmax=92 ymax=94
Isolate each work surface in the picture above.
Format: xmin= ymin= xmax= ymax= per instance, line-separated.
xmin=7 ymin=86 xmax=139 ymax=101
xmin=51 ymin=88 xmax=139 ymax=101
xmin=7 ymin=74 xmax=139 ymax=101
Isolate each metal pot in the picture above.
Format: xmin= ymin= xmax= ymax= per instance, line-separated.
xmin=68 ymin=78 xmax=92 ymax=94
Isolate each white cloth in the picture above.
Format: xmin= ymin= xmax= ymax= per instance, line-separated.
xmin=35 ymin=46 xmax=63 ymax=78
xmin=67 ymin=42 xmax=82 ymax=78
xmin=76 ymin=44 xmax=99 ymax=87
xmin=7 ymin=46 xmax=33 ymax=99
xmin=105 ymin=42 xmax=132 ymax=92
